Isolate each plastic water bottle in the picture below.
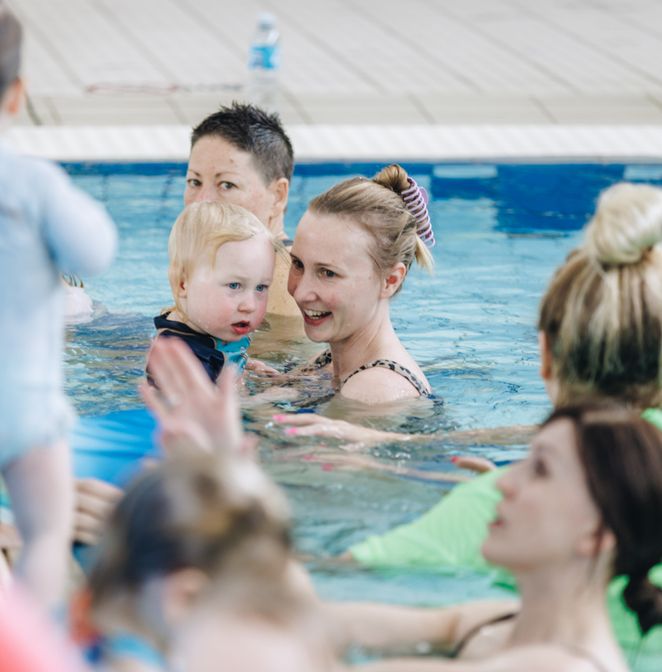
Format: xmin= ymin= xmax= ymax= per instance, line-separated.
xmin=247 ymin=12 xmax=280 ymax=110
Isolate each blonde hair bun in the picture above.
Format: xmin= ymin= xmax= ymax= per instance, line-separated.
xmin=585 ymin=182 xmax=662 ymax=265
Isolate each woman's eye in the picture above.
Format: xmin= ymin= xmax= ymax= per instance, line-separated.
xmin=219 ymin=181 xmax=236 ymax=190
xmin=291 ymin=258 xmax=303 ymax=271
xmin=321 ymin=268 xmax=336 ymax=278
xmin=227 ymin=282 xmax=241 ymax=290
xmin=186 ymin=178 xmax=201 ymax=188
xmin=256 ymin=284 xmax=269 ymax=293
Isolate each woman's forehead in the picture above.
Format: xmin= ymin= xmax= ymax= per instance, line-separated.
xmin=532 ymin=418 xmax=581 ymax=469
xmin=293 ymin=211 xmax=374 ymax=259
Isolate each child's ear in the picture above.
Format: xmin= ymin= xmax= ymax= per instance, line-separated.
xmin=538 ymin=331 xmax=553 ymax=381
xmin=381 ymin=263 xmax=407 ymax=299
xmin=177 ymin=276 xmax=188 ymax=297
xmin=162 ymin=568 xmax=208 ymax=625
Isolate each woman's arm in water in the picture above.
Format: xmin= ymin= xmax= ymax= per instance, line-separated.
xmin=272 ymin=414 xmax=537 ymax=448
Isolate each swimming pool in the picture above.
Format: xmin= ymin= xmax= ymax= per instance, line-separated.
xmin=65 ymin=161 xmax=661 ymax=668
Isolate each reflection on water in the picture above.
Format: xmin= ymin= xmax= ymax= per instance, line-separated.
xmin=65 ymin=311 xmax=152 ymax=414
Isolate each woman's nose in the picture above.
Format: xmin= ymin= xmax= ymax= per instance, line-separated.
xmin=290 ymin=273 xmax=316 ymax=303
xmin=495 ymin=465 xmax=517 ymax=499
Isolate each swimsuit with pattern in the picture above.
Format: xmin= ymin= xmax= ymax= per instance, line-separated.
xmin=303 ymin=349 xmax=432 ymax=398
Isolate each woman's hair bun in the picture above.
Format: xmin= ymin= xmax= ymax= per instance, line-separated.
xmin=584 ymin=183 xmax=662 ymax=265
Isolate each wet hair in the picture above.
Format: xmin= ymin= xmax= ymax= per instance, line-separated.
xmin=167 ymin=201 xmax=276 ymax=314
xmin=190 ymin=102 xmax=294 ymax=184
xmin=538 ymin=183 xmax=662 ymax=407
xmin=542 ymin=405 xmax=662 ymax=636
xmin=0 ymin=3 xmax=22 ymax=98
xmin=308 ymin=164 xmax=434 ymax=290
xmin=88 ymin=456 xmax=292 ymax=616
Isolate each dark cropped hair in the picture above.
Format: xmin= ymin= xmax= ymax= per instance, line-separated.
xmin=190 ymin=102 xmax=294 ymax=184
xmin=543 ymin=405 xmax=662 ymax=636
xmin=87 ymin=456 xmax=292 ymax=614
xmin=0 ymin=3 xmax=22 ymax=96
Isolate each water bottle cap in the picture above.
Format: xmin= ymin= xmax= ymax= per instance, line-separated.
xmin=257 ymin=12 xmax=276 ymax=29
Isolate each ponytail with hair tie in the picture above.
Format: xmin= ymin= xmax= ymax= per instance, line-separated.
xmin=400 ymin=177 xmax=435 ymax=249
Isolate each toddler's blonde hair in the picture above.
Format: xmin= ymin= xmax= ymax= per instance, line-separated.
xmin=168 ymin=201 xmax=276 ymax=314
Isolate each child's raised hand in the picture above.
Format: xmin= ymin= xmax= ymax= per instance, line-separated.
xmin=140 ymin=338 xmax=247 ymax=459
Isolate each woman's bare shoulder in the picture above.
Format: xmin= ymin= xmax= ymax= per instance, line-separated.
xmin=340 ymin=366 xmax=423 ymax=404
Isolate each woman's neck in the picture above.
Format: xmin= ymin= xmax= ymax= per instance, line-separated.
xmin=328 ymin=305 xmax=401 ymax=382
xmin=509 ymin=562 xmax=618 ymax=657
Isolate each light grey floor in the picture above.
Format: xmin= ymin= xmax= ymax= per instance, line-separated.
xmin=10 ymin=0 xmax=662 ymax=127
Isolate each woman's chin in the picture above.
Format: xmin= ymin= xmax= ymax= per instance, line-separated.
xmin=481 ymin=535 xmax=506 ymax=566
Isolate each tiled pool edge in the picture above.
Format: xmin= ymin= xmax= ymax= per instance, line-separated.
xmin=8 ymin=124 xmax=662 ymax=162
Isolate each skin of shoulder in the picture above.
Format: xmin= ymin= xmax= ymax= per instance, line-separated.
xmin=339 ymin=365 xmax=425 ymax=404
xmin=478 ymin=645 xmax=609 ymax=672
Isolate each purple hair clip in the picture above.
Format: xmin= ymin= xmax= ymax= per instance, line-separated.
xmin=401 ymin=177 xmax=435 ymax=248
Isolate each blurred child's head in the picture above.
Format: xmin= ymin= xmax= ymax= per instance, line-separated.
xmin=87 ymin=455 xmax=292 ymax=646
xmin=168 ymin=201 xmax=277 ymax=341
xmin=0 ymin=3 xmax=24 ymax=117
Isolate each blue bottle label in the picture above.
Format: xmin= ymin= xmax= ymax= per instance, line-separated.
xmin=249 ymin=44 xmax=280 ymax=70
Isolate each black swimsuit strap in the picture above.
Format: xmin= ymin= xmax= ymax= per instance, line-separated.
xmin=452 ymin=612 xmax=517 ymax=658
xmin=453 ymin=614 xmax=612 ymax=672
xmin=341 ymin=359 xmax=431 ymax=398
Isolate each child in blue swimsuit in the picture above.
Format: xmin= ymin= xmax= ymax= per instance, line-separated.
xmin=0 ymin=6 xmax=116 ymax=610
xmin=146 ymin=201 xmax=277 ymax=383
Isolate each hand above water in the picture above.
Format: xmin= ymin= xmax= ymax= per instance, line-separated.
xmin=140 ymin=337 xmax=250 ymax=459
xmin=74 ymin=478 xmax=122 ymax=545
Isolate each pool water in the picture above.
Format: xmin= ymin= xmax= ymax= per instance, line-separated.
xmin=64 ymin=162 xmax=661 ymax=668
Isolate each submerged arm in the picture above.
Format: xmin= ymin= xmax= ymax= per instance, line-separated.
xmin=273 ymin=414 xmax=536 ymax=448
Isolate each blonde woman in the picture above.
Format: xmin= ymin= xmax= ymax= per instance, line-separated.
xmin=286 ymin=164 xmax=435 ymax=404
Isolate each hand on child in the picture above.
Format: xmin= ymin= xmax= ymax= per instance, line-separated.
xmin=245 ymin=357 xmax=281 ymax=376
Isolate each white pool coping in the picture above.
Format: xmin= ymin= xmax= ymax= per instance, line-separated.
xmin=7 ymin=124 xmax=662 ymax=162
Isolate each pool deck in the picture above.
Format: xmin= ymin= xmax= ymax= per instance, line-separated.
xmin=8 ymin=0 xmax=662 ymax=161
